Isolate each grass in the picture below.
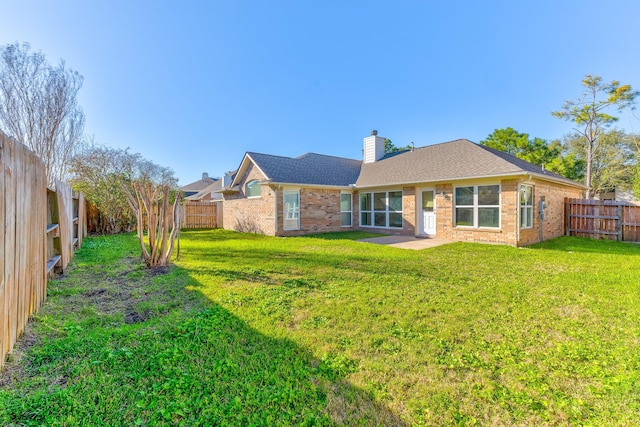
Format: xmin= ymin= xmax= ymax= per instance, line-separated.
xmin=1 ymin=230 xmax=640 ymax=426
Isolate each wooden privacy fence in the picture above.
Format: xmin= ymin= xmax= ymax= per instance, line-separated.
xmin=564 ymin=198 xmax=640 ymax=242
xmin=1 ymin=130 xmax=85 ymax=370
xmin=181 ymin=200 xmax=220 ymax=229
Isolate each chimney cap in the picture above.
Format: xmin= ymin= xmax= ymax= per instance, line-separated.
xmin=371 ymin=130 xmax=378 ymax=136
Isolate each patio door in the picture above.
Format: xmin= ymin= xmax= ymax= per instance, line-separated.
xmin=420 ymin=189 xmax=436 ymax=235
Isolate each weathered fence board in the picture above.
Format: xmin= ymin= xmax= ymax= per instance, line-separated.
xmin=1 ymin=130 xmax=85 ymax=370
xmin=181 ymin=201 xmax=219 ymax=229
xmin=1 ymin=131 xmax=47 ymax=367
xmin=77 ymin=193 xmax=85 ymax=249
xmin=564 ymin=198 xmax=640 ymax=242
xmin=56 ymin=180 xmax=74 ymax=271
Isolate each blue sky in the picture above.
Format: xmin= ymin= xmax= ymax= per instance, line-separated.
xmin=3 ymin=1 xmax=640 ymax=185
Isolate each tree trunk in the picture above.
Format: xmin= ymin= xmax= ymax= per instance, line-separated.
xmin=122 ymin=181 xmax=182 ymax=268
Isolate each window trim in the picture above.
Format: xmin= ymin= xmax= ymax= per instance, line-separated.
xmin=520 ymin=184 xmax=534 ymax=230
xmin=340 ymin=192 xmax=352 ymax=227
xmin=454 ymin=184 xmax=501 ymax=229
xmin=359 ymin=190 xmax=403 ymax=229
xmin=283 ymin=189 xmax=300 ymax=230
xmin=246 ymin=179 xmax=262 ymax=199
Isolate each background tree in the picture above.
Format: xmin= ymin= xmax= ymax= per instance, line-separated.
xmin=480 ymin=127 xmax=531 ymax=156
xmin=69 ymin=144 xmax=178 ymax=233
xmin=384 ymin=138 xmax=412 ymax=154
xmin=543 ymin=139 xmax=585 ymax=182
xmin=0 ymin=42 xmax=86 ymax=187
xmin=480 ymin=127 xmax=584 ymax=180
xmin=562 ymin=129 xmax=637 ymax=196
xmin=552 ymin=74 xmax=638 ymax=198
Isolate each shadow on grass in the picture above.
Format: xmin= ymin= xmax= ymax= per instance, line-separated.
xmin=529 ymin=236 xmax=640 ymax=255
xmin=301 ymin=231 xmax=387 ymax=241
xmin=0 ymin=233 xmax=407 ymax=426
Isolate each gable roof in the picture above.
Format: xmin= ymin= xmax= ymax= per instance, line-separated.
xmin=185 ymin=178 xmax=223 ymax=201
xmin=356 ymin=139 xmax=584 ymax=188
xmin=179 ymin=175 xmax=216 ymax=192
xmin=232 ymin=152 xmax=362 ymax=187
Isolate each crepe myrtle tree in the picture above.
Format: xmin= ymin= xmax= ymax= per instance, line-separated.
xmin=122 ymin=180 xmax=182 ymax=268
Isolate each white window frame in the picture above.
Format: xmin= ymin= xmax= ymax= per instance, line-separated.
xmin=246 ymin=179 xmax=262 ymax=199
xmin=359 ymin=191 xmax=403 ymax=229
xmin=454 ymin=184 xmax=501 ymax=229
xmin=283 ymin=189 xmax=300 ymax=230
xmin=340 ymin=193 xmax=352 ymax=227
xmin=520 ymin=184 xmax=534 ymax=229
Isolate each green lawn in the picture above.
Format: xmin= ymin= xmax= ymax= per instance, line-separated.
xmin=1 ymin=230 xmax=639 ymax=426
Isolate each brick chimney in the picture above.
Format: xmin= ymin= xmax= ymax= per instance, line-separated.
xmin=363 ymin=130 xmax=386 ymax=163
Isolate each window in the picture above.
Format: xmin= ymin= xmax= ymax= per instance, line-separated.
xmin=454 ymin=184 xmax=500 ymax=228
xmin=283 ymin=190 xmax=300 ymax=230
xmin=340 ymin=193 xmax=352 ymax=227
xmin=520 ymin=184 xmax=533 ymax=229
xmin=360 ymin=193 xmax=372 ymax=226
xmin=246 ymin=180 xmax=261 ymax=198
xmin=360 ymin=191 xmax=402 ymax=228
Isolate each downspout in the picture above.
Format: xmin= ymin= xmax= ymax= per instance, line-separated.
xmin=516 ymin=181 xmax=520 ymax=244
xmin=274 ymin=186 xmax=279 ymax=235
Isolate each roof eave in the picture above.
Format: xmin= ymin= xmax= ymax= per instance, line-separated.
xmin=229 ymin=153 xmax=270 ymax=188
xmin=215 ymin=185 xmax=240 ymax=194
xmin=526 ymin=172 xmax=587 ymax=189
xmin=355 ymin=171 xmax=584 ymax=189
xmin=263 ymin=180 xmax=355 ymax=190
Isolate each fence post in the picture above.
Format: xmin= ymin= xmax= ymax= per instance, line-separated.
xmin=617 ymin=203 xmax=623 ymax=241
xmin=564 ymin=198 xmax=570 ymax=236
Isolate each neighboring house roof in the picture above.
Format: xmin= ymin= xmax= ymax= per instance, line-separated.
xmin=232 ymin=152 xmax=362 ymax=187
xmin=185 ymin=179 xmax=223 ymax=201
xmin=356 ymin=139 xmax=585 ymax=188
xmin=179 ymin=175 xmax=216 ymax=193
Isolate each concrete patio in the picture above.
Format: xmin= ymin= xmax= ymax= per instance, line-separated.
xmin=358 ymin=235 xmax=455 ymax=250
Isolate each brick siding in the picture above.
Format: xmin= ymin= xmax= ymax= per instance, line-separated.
xmin=223 ymin=160 xmax=582 ymax=245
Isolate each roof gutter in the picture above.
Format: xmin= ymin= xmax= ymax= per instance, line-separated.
xmin=263 ymin=181 xmax=355 ymax=190
xmin=354 ymin=171 xmax=585 ymax=190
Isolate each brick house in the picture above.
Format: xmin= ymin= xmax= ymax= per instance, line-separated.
xmin=179 ymin=172 xmax=216 ymax=198
xmin=218 ymin=131 xmax=584 ymax=246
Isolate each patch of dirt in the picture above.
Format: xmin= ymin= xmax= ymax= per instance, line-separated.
xmin=83 ymin=288 xmax=108 ymax=297
xmin=0 ymin=325 xmax=39 ymax=388
xmin=148 ymin=265 xmax=171 ymax=276
xmin=124 ymin=308 xmax=149 ymax=324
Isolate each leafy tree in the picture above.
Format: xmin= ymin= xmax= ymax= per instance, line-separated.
xmin=562 ymin=130 xmax=637 ymax=195
xmin=384 ymin=138 xmax=412 ymax=154
xmin=544 ymin=139 xmax=585 ymax=182
xmin=480 ymin=127 xmax=531 ymax=155
xmin=0 ymin=42 xmax=86 ymax=187
xmin=69 ymin=144 xmax=178 ymax=233
xmin=552 ymin=75 xmax=638 ymax=198
xmin=479 ymin=127 xmax=584 ymax=180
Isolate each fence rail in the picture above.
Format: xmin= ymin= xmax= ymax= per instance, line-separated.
xmin=1 ymin=131 xmax=85 ymax=370
xmin=564 ymin=198 xmax=640 ymax=242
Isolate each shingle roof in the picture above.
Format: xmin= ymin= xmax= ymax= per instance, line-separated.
xmin=355 ymin=139 xmax=583 ymax=188
xmin=247 ymin=152 xmax=362 ymax=186
xmin=179 ymin=176 xmax=216 ymax=192
xmin=185 ymin=179 xmax=223 ymax=200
